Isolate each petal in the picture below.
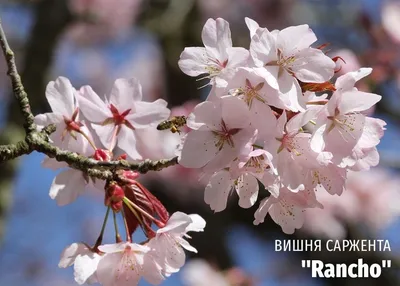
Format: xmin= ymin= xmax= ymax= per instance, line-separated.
xmin=251 ymin=102 xmax=278 ymax=140
xmin=236 ymin=174 xmax=259 ymax=208
xmin=202 ymin=137 xmax=242 ymax=172
xmin=316 ymin=164 xmax=346 ymax=195
xmin=126 ymin=99 xmax=170 ymax=129
xmin=74 ymin=253 xmax=101 ymax=285
xmin=142 ymin=252 xmax=166 ymax=285
xmin=49 ymin=169 xmax=86 ymax=206
xmin=187 ymin=100 xmax=222 ymax=131
xmin=253 ymin=196 xmax=274 ymax=225
xmin=310 ymin=124 xmax=327 ymax=152
xmin=158 ymin=212 xmax=192 ymax=234
xmin=59 ymin=243 xmax=88 ymax=268
xmin=277 ymin=71 xmax=305 ymax=112
xmin=186 ymin=214 xmax=206 ymax=232
xmin=358 ymin=117 xmax=386 ymax=148
xmin=245 ymin=17 xmax=261 ymax=38
xmin=278 ymin=25 xmax=317 ymax=55
xmin=290 ymin=48 xmax=335 ymax=83
xmin=46 ymin=77 xmax=75 ymax=116
xmin=269 ymin=199 xmax=305 ymax=234
xmin=324 ymin=113 xmax=365 ymax=158
xmin=108 ymin=78 xmax=143 ymax=108
xmin=202 ymin=18 xmax=232 ymax=54
xmin=176 ymin=236 xmax=197 ymax=253
xmin=98 ymin=242 xmax=128 ymax=254
xmin=178 ymin=47 xmax=208 ymax=77
xmin=76 ymin=86 xmax=110 ymax=122
xmin=249 ymin=29 xmax=277 ymax=67
xmin=117 ymin=125 xmax=142 ymax=160
xmin=349 ymin=147 xmax=380 ymax=171
xmin=225 ymin=47 xmax=249 ymax=69
xmin=335 ymin=67 xmax=372 ymax=92
xmin=221 ymin=96 xmax=251 ymax=129
xmin=97 ymin=252 xmax=142 ymax=286
xmin=204 ymin=170 xmax=233 ymax=212
xmin=34 ymin=113 xmax=63 ymax=129
xmin=92 ymin=123 xmax=116 ymax=152
xmin=338 ymin=90 xmax=382 ymax=114
xmin=178 ymin=131 xmax=219 ymax=168
xmin=201 ymin=18 xmax=218 ymax=49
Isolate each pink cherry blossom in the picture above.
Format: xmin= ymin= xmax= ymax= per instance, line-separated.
xmin=254 ymin=187 xmax=323 ymax=234
xmin=34 ymin=77 xmax=86 ymax=152
xmin=265 ymin=111 xmax=330 ymax=192
xmin=204 ymin=148 xmax=275 ymax=212
xmin=179 ymin=96 xmax=256 ymax=172
xmin=76 ymin=78 xmax=170 ymax=159
xmin=178 ymin=18 xmax=249 ymax=87
xmin=310 ymin=68 xmax=382 ymax=163
xmin=248 ymin=21 xmax=335 ymax=112
xmin=340 ymin=117 xmax=386 ymax=170
xmin=96 ymin=242 xmax=150 ymax=286
xmin=143 ymin=212 xmax=206 ymax=284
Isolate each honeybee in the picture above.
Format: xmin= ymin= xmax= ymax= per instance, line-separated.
xmin=157 ymin=116 xmax=187 ymax=134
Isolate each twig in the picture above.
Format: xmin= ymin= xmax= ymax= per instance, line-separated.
xmin=0 ymin=18 xmax=36 ymax=134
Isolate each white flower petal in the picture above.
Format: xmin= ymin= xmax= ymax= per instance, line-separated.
xmin=49 ymin=169 xmax=86 ymax=206
xmin=46 ymin=77 xmax=75 ymax=116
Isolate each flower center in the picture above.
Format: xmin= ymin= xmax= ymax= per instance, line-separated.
xmin=276 ymin=133 xmax=300 ymax=155
xmin=62 ymin=107 xmax=83 ymax=140
xmin=213 ymin=120 xmax=240 ymax=151
xmin=102 ymin=104 xmax=135 ymax=130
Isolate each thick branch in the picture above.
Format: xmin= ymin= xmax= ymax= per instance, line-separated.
xmin=0 ymin=141 xmax=30 ymax=162
xmin=0 ymin=17 xmax=179 ymax=181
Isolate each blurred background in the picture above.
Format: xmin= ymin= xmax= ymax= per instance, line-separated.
xmin=0 ymin=0 xmax=399 ymax=285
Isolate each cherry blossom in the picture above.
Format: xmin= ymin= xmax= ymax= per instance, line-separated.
xmin=143 ymin=212 xmax=206 ymax=284
xmin=26 ymin=16 xmax=388 ymax=286
xmin=34 ymin=77 xmax=86 ymax=151
xmin=76 ymin=78 xmax=170 ymax=159
xmin=204 ymin=148 xmax=275 ymax=212
xmin=96 ymin=242 xmax=150 ymax=286
xmin=254 ymin=187 xmax=323 ymax=234
xmin=178 ymin=18 xmax=249 ymax=87
xmin=310 ymin=68 xmax=382 ymax=162
xmin=248 ymin=21 xmax=336 ymax=112
xmin=179 ymin=96 xmax=256 ymax=172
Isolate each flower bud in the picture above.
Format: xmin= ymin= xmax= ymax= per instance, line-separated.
xmin=105 ymin=182 xmax=125 ymax=212
xmin=94 ymin=149 xmax=112 ymax=161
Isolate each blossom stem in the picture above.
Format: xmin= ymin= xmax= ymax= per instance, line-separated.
xmin=113 ymin=210 xmax=122 ymax=243
xmin=94 ymin=206 xmax=110 ymax=248
xmin=79 ymin=130 xmax=97 ymax=151
xmin=121 ymin=208 xmax=132 ymax=242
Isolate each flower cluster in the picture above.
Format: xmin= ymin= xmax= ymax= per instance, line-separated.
xmin=34 ymin=77 xmax=206 ymax=285
xmin=32 ymin=16 xmax=387 ymax=286
xmin=177 ymin=18 xmax=386 ymax=234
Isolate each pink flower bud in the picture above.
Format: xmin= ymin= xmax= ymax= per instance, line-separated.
xmin=94 ymin=149 xmax=112 ymax=161
xmin=122 ymin=170 xmax=139 ymax=181
xmin=105 ymin=182 xmax=125 ymax=212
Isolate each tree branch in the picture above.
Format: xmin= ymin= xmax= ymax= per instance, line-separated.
xmin=0 ymin=17 xmax=179 ymax=181
xmin=0 ymin=18 xmax=36 ymax=134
